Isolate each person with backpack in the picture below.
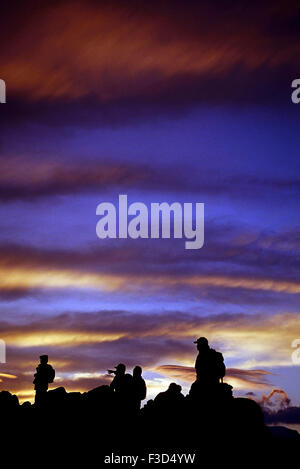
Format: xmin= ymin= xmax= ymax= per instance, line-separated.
xmin=33 ymin=355 xmax=55 ymax=405
xmin=194 ymin=337 xmax=225 ymax=386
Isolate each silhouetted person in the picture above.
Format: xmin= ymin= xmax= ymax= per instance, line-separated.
xmin=194 ymin=337 xmax=225 ymax=386
xmin=132 ymin=366 xmax=147 ymax=410
xmin=109 ymin=363 xmax=134 ymax=413
xmin=154 ymin=383 xmax=184 ymax=411
xmin=109 ymin=363 xmax=132 ymax=393
xmin=33 ymin=355 xmax=55 ymax=405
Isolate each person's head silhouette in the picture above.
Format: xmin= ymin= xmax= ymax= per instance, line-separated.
xmin=133 ymin=366 xmax=142 ymax=378
xmin=194 ymin=337 xmax=209 ymax=352
xmin=40 ymin=355 xmax=48 ymax=365
xmin=168 ymin=383 xmax=181 ymax=394
xmin=115 ymin=363 xmax=126 ymax=375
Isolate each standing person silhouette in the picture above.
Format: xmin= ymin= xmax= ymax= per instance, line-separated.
xmin=33 ymin=355 xmax=55 ymax=406
xmin=132 ymin=366 xmax=147 ymax=410
xmin=109 ymin=363 xmax=132 ymax=394
xmin=109 ymin=363 xmax=133 ymax=413
xmin=194 ymin=337 xmax=225 ymax=386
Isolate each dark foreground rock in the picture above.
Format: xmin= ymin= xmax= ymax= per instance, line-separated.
xmin=0 ymin=386 xmax=298 ymax=467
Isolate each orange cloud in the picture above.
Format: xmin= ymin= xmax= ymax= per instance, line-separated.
xmin=0 ymin=373 xmax=17 ymax=379
xmin=156 ymin=365 xmax=273 ymax=390
xmin=1 ymin=2 xmax=299 ymax=102
xmin=259 ymin=388 xmax=290 ymax=410
xmin=0 ymin=373 xmax=18 ymax=383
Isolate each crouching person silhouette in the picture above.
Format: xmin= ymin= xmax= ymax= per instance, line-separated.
xmin=33 ymin=355 xmax=55 ymax=406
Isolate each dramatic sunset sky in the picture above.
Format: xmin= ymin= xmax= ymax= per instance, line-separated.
xmin=0 ymin=0 xmax=299 ymax=419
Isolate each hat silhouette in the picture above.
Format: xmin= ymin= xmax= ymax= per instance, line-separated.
xmin=193 ymin=337 xmax=208 ymax=345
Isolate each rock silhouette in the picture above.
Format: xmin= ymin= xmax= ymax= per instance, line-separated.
xmin=0 ymin=344 xmax=298 ymax=467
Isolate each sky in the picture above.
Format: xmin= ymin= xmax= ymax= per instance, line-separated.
xmin=0 ymin=0 xmax=299 ymax=422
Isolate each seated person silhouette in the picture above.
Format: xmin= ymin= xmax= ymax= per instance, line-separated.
xmin=194 ymin=337 xmax=225 ymax=387
xmin=33 ymin=355 xmax=55 ymax=405
xmin=154 ymin=382 xmax=184 ymax=412
xmin=132 ymin=366 xmax=147 ymax=410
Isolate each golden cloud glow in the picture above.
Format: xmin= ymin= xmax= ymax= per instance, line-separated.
xmin=2 ymin=310 xmax=299 ymax=372
xmin=152 ymin=274 xmax=300 ymax=294
xmin=6 ymin=331 xmax=123 ymax=347
xmin=1 ymin=264 xmax=300 ymax=295
xmin=15 ymin=390 xmax=35 ymax=403
xmin=0 ymin=373 xmax=17 ymax=379
xmin=0 ymin=266 xmax=123 ymax=291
